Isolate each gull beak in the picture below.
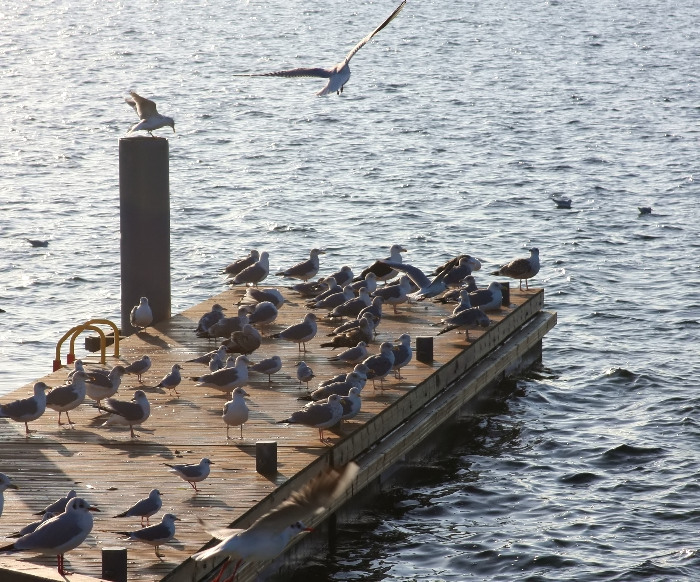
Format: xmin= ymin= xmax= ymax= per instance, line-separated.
xmin=303 ymin=527 xmax=314 ymax=532
xmin=88 ymin=506 xmax=100 ymax=512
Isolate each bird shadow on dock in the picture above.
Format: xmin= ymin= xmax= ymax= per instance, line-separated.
xmin=132 ymin=332 xmax=171 ymax=350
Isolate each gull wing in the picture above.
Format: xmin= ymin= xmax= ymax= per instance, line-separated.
xmin=235 ymin=67 xmax=333 ymax=79
xmin=343 ymin=0 xmax=407 ymax=65
xmin=127 ymin=91 xmax=158 ymax=120
xmin=380 ymin=260 xmax=430 ymax=289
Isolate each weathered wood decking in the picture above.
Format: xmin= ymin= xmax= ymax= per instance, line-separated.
xmin=0 ymin=284 xmax=554 ymax=581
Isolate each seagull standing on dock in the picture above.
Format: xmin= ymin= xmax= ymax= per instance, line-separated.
xmin=192 ymin=463 xmax=359 ymax=582
xmin=435 ymin=307 xmax=491 ymax=340
xmin=233 ymin=1 xmax=406 ymax=96
xmin=223 ymin=250 xmax=259 ymax=277
xmin=371 ymin=275 xmax=412 ymax=314
xmin=0 ymin=497 xmax=99 ymax=577
xmin=249 ymin=355 xmax=283 ymax=383
xmin=98 ymin=390 xmax=151 ymax=438
xmin=271 ymin=313 xmax=318 ymax=352
xmin=277 ymin=394 xmax=344 ymax=444
xmin=113 ymin=488 xmax=163 ymax=526
xmin=124 ymin=355 xmax=152 ymax=383
xmin=193 ymin=355 xmax=250 ymax=389
xmin=34 ymin=490 xmax=77 ymax=516
xmin=229 ymin=251 xmax=270 ymax=286
xmin=116 ymin=513 xmax=179 ymax=558
xmin=296 ymin=361 xmax=315 ymax=388
xmin=165 ymin=458 xmax=213 ymax=492
xmin=223 ymin=324 xmax=263 ymax=355
xmin=328 ymin=341 xmax=369 ymax=365
xmin=490 ymin=247 xmax=540 ymax=290
xmin=156 ymin=364 xmax=183 ymax=395
xmin=130 ymin=297 xmax=154 ymax=331
xmin=45 ymin=371 xmax=88 ymax=426
xmin=85 ymin=365 xmax=126 ymax=407
xmin=125 ymin=91 xmax=175 ymax=136
xmin=223 ymin=387 xmax=249 ymax=440
xmin=196 ymin=304 xmax=226 ymax=334
xmin=276 ymin=248 xmax=325 ymax=281
xmin=392 ymin=333 xmax=412 ymax=379
xmin=0 ymin=382 xmax=49 ymax=435
xmin=362 ymin=342 xmax=396 ymax=390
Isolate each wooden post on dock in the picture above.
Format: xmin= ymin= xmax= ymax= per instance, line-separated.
xmin=119 ymin=136 xmax=171 ymax=335
xmin=102 ymin=547 xmax=127 ymax=582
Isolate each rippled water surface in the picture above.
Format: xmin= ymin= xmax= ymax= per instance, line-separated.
xmin=1 ymin=0 xmax=699 ymax=579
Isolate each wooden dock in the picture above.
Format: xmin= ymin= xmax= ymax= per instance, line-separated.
xmin=0 ymin=284 xmax=555 ymax=582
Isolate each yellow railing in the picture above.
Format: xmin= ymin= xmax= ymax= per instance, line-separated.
xmin=53 ymin=319 xmax=120 ymax=371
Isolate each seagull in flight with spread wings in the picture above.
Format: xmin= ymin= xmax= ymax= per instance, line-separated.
xmin=235 ymin=1 xmax=406 ymax=96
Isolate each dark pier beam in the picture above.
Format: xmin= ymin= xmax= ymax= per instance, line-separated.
xmin=119 ymin=136 xmax=171 ymax=335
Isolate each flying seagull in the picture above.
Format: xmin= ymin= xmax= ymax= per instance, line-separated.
xmin=235 ymin=0 xmax=407 ymax=96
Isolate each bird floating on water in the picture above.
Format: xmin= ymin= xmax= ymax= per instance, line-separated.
xmin=234 ymin=1 xmax=407 ymax=96
xmin=125 ymin=91 xmax=175 ymax=136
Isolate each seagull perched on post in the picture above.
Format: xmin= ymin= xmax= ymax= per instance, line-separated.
xmin=125 ymin=91 xmax=175 ymax=136
xmin=234 ymin=1 xmax=406 ymax=96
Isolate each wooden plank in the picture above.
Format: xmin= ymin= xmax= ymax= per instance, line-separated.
xmin=0 ymin=285 xmax=551 ymax=582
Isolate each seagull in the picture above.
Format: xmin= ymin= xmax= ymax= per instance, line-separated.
xmin=223 ymin=387 xmax=249 ymax=440
xmin=362 ymin=342 xmax=396 ymax=390
xmin=277 ymin=394 xmax=344 ymax=444
xmin=124 ymin=355 xmax=152 ymax=383
xmin=84 ymin=365 xmax=126 ymax=407
xmin=328 ymin=341 xmax=368 ymax=365
xmin=319 ymin=315 xmax=373 ymax=348
xmin=430 ymin=254 xmax=482 ymax=276
xmin=309 ymin=284 xmax=354 ymax=311
xmin=8 ymin=512 xmax=56 ymax=539
xmin=328 ymin=311 xmax=375 ymax=337
xmin=45 ymin=371 xmax=88 ymax=426
xmin=326 ymin=265 xmax=354 ymax=288
xmin=113 ymin=489 xmax=163 ymax=527
xmin=379 ymin=260 xmax=462 ymax=300
xmin=34 ymin=490 xmax=77 ymax=516
xmin=350 ymin=271 xmax=378 ymax=295
xmin=0 ymin=382 xmax=49 ymax=435
xmin=238 ymin=287 xmax=285 ymax=309
xmin=223 ymin=324 xmax=263 ymax=355
xmin=165 ymin=458 xmax=213 ymax=492
xmin=276 ymin=248 xmax=325 ymax=281
xmin=392 ymin=333 xmax=412 ymax=379
xmin=309 ymin=371 xmax=365 ymax=401
xmin=116 ymin=513 xmax=179 ymax=558
xmin=0 ymin=473 xmax=19 ymax=518
xmin=639 ymin=206 xmax=652 ymax=215
xmin=371 ymin=275 xmax=412 ymax=314
xmin=192 ymin=463 xmax=359 ymax=582
xmin=357 ymin=244 xmax=407 ymax=283
xmin=125 ymin=91 xmax=175 ymax=136
xmin=293 ymin=278 xmax=332 ymax=299
xmin=295 ymin=361 xmax=315 ymax=388
xmin=198 ymin=307 xmax=250 ymax=340
xmin=244 ymin=300 xmax=279 ymax=329
xmin=130 ymin=296 xmax=153 ymax=331
xmin=248 ymin=355 xmax=283 ymax=383
xmin=234 ymin=1 xmax=406 ymax=97
xmin=196 ymin=304 xmax=227 ymax=334
xmin=553 ymin=196 xmax=572 ymax=209
xmin=271 ymin=313 xmax=318 ymax=352
xmin=468 ymin=281 xmax=504 ymax=311
xmin=318 ymin=364 xmax=370 ymax=389
xmin=156 ymin=364 xmax=183 ymax=395
xmin=98 ymin=390 xmax=151 ymax=438
xmin=339 ymin=387 xmax=362 ymax=422
xmin=25 ymin=238 xmax=49 ymax=248
xmin=229 ymin=251 xmax=270 ymax=286
xmin=490 ymin=247 xmax=540 ymax=290
xmin=222 ymin=250 xmax=259 ymax=277
xmin=327 ymin=287 xmax=372 ymax=319
xmin=193 ymin=355 xmax=250 ymax=389
xmin=435 ymin=307 xmax=491 ymax=340
xmin=0 ymin=497 xmax=99 ymax=577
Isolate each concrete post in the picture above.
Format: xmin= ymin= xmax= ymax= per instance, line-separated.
xmin=119 ymin=137 xmax=170 ymax=335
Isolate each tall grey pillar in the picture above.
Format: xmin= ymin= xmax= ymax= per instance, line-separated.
xmin=119 ymin=136 xmax=171 ymax=335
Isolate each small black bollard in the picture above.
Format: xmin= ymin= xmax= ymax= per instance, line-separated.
xmin=500 ymin=282 xmax=510 ymax=306
xmin=119 ymin=136 xmax=171 ymax=335
xmin=256 ymin=441 xmax=278 ymax=475
xmin=415 ymin=336 xmax=433 ymax=363
xmin=102 ymin=547 xmax=127 ymax=582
